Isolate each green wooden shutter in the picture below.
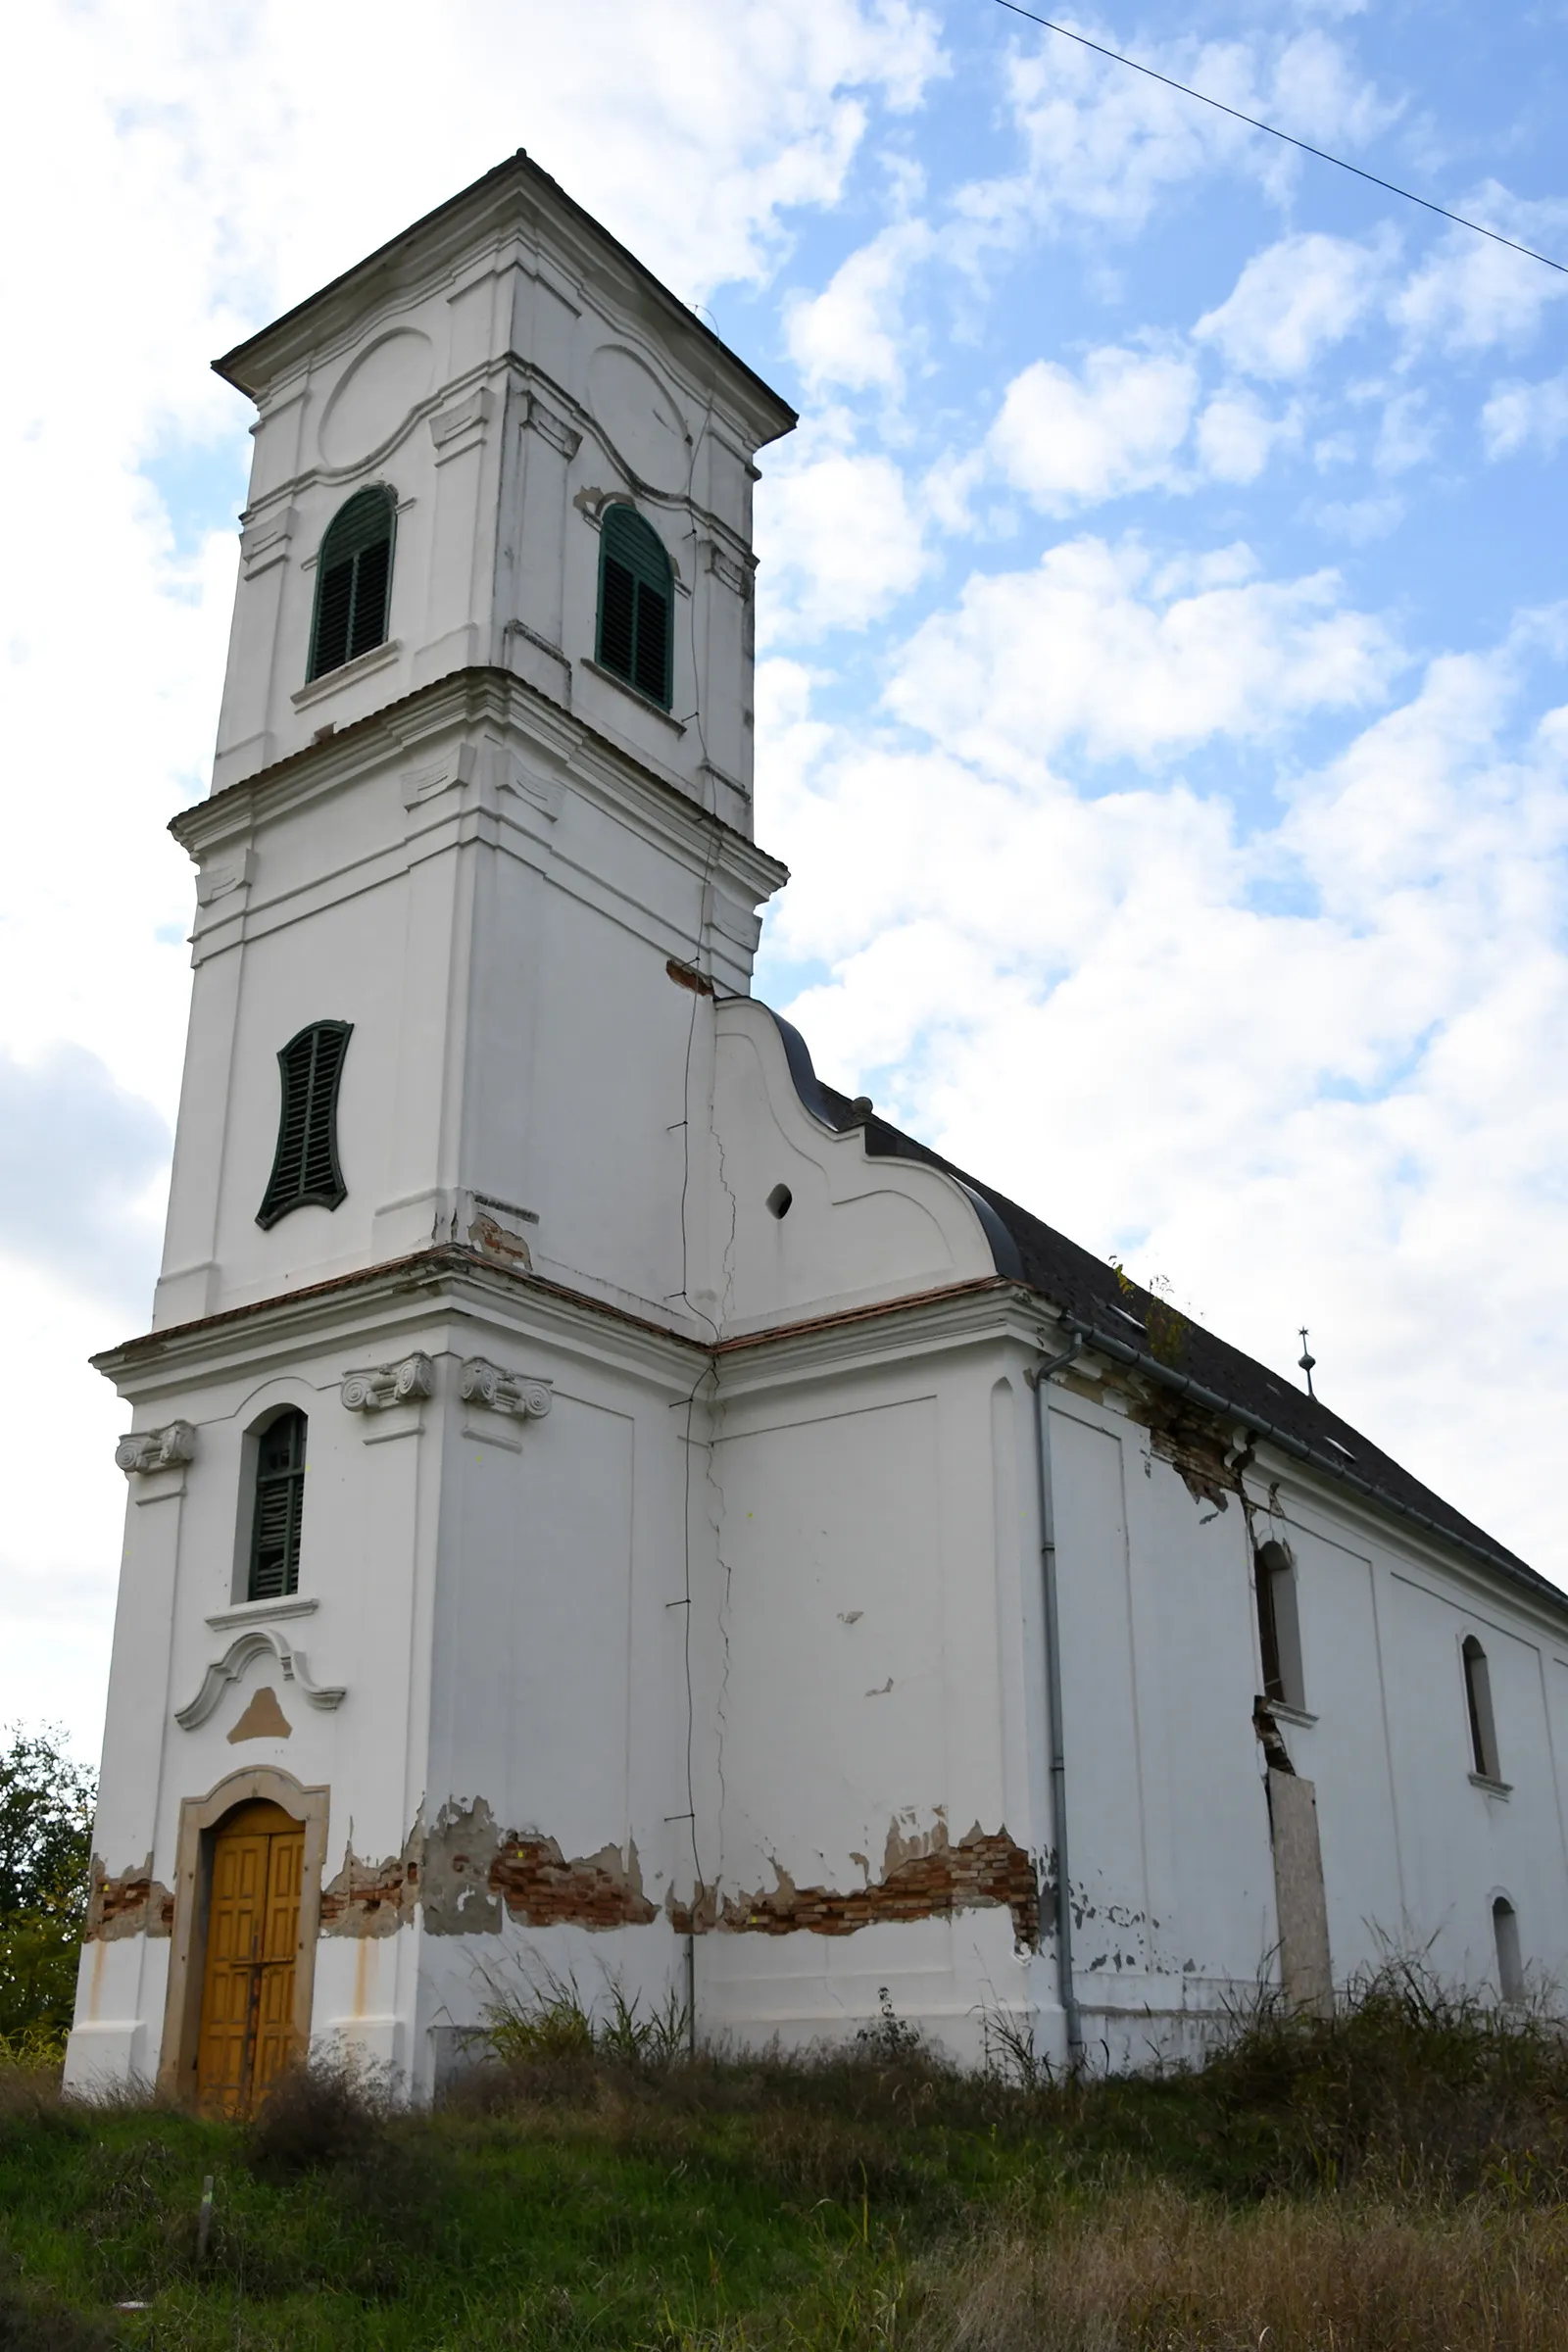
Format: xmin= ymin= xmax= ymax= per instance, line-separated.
xmin=308 ymin=487 xmax=396 ymax=682
xmin=249 ymin=1410 xmax=307 ymax=1600
xmin=257 ymin=1020 xmax=353 ymax=1228
xmin=597 ymin=505 xmax=673 ymax=709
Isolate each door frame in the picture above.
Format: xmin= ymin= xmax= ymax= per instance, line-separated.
xmin=158 ymin=1766 xmax=329 ymax=2104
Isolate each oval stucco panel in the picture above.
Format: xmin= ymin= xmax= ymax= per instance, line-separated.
xmin=587 ymin=343 xmax=689 ymax=491
xmin=318 ymin=328 xmax=434 ymax=468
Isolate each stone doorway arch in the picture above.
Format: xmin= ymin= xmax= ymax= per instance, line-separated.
xmin=158 ymin=1766 xmax=329 ymax=2106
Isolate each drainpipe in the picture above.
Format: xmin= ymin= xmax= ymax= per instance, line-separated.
xmin=1030 ymin=1336 xmax=1085 ymax=2074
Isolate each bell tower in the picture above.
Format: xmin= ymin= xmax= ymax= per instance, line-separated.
xmin=67 ymin=156 xmax=798 ymax=2104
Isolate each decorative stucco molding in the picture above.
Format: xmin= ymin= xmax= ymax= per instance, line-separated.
xmin=524 ymin=392 xmax=581 ymax=459
xmin=340 ymin=1352 xmax=436 ymax=1413
xmin=429 ymin=385 xmax=493 ymax=454
xmin=116 ymin=1422 xmax=197 ymax=1476
xmin=458 ymin=1357 xmax=553 ymax=1421
xmin=174 ymin=1627 xmax=345 ymax=1731
xmin=706 ymin=540 xmax=753 ymax=599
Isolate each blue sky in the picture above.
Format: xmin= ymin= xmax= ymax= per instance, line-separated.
xmin=3 ymin=0 xmax=1567 ymax=1751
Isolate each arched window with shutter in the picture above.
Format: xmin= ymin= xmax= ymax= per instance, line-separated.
xmin=596 ymin=504 xmax=673 ymax=709
xmin=248 ymin=1408 xmax=308 ymax=1601
xmin=308 ymin=486 xmax=396 ymax=681
xmin=257 ymin=1020 xmax=352 ymax=1229
xmin=1462 ymin=1636 xmax=1501 ymax=1782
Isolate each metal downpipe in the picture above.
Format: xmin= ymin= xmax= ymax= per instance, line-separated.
xmin=1031 ymin=1338 xmax=1085 ymax=2074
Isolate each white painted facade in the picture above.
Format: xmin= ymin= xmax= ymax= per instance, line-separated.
xmin=68 ymin=157 xmax=1568 ymax=2101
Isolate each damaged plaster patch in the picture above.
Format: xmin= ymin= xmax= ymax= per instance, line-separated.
xmin=319 ymin=1816 xmax=423 ymax=1937
xmin=1124 ymin=1389 xmax=1238 ymax=1512
xmin=227 ymin=1686 xmax=292 ymax=1743
xmin=670 ymin=1819 xmax=1039 ymax=1948
xmin=491 ymin=1832 xmax=657 ymax=1931
xmin=319 ymin=1799 xmax=655 ymax=1937
xmin=84 ymin=1857 xmax=173 ymax=1941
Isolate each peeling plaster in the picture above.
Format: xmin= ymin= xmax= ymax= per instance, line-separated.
xmin=320 ymin=1799 xmax=655 ymax=1937
xmin=669 ymin=1818 xmax=1039 ymax=1948
xmin=84 ymin=1857 xmax=174 ymax=1941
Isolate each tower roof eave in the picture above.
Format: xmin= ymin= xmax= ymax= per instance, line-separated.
xmin=212 ymin=149 xmax=799 ymax=448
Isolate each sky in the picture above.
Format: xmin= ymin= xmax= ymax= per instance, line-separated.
xmin=3 ymin=0 xmax=1567 ymax=1760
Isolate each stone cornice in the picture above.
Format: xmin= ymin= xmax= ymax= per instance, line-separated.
xmin=172 ymin=665 xmax=786 ymax=911
xmin=213 ymin=151 xmax=796 ymax=452
xmin=91 ymin=1248 xmax=710 ymax=1402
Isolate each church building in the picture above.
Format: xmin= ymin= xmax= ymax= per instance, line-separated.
xmin=66 ymin=155 xmax=1568 ymax=2111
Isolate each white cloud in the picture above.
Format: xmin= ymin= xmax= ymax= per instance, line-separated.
xmin=881 ymin=536 xmax=1398 ymax=770
xmin=1314 ymin=494 xmax=1404 ymax=543
xmin=785 ymin=220 xmax=932 ymax=395
xmin=1196 ymin=232 xmax=1389 ymax=379
xmin=989 ymin=347 xmax=1199 ymax=512
xmin=756 ymin=417 xmax=928 ymax=638
xmin=967 ymin=27 xmax=1396 ymax=248
xmin=1374 ymin=389 xmax=1438 ymax=473
xmin=1195 ymin=388 xmax=1298 ymax=484
xmin=1391 ymin=191 xmax=1568 ymax=356
xmin=1482 ymin=370 xmax=1568 ymax=461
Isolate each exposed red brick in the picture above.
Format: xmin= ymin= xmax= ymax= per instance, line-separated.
xmin=490 ymin=1834 xmax=657 ymax=1930
xmin=84 ymin=1857 xmax=174 ymax=1942
xmin=669 ymin=1824 xmax=1038 ymax=1949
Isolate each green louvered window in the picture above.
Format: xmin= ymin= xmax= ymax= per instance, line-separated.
xmin=257 ymin=1020 xmax=352 ymax=1229
xmin=249 ymin=1409 xmax=307 ymax=1601
xmin=596 ymin=504 xmax=673 ymax=709
xmin=308 ymin=486 xmax=396 ymax=681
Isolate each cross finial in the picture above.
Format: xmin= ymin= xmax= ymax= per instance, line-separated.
xmin=1298 ymin=1327 xmax=1316 ymax=1399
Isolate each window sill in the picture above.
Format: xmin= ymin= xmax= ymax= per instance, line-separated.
xmin=207 ymin=1594 xmax=318 ymax=1632
xmin=1257 ymin=1697 xmax=1318 ymax=1728
xmin=291 ymin=638 xmax=402 ymax=710
xmin=581 ymin=658 xmax=686 ymax=734
xmin=1470 ymin=1771 xmax=1513 ymax=1798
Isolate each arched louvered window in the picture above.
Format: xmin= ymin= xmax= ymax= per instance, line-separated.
xmin=596 ymin=504 xmax=673 ymax=709
xmin=249 ymin=1409 xmax=307 ymax=1601
xmin=257 ymin=1021 xmax=352 ymax=1229
xmin=308 ymin=486 xmax=396 ymax=682
xmin=1462 ymin=1636 xmax=1501 ymax=1782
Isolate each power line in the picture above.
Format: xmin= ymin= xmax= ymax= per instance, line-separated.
xmin=991 ymin=0 xmax=1568 ymax=278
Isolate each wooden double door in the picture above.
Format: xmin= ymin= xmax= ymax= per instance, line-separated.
xmin=195 ymin=1800 xmax=305 ymax=2116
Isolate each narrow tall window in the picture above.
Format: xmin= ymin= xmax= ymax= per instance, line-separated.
xmin=1493 ymin=1896 xmax=1524 ymax=2002
xmin=257 ymin=1020 xmax=352 ymax=1229
xmin=596 ymin=503 xmax=673 ymax=709
xmin=308 ymin=486 xmax=396 ymax=681
xmin=1254 ymin=1541 xmax=1305 ymax=1714
xmin=249 ymin=1410 xmax=307 ymax=1601
xmin=1463 ymin=1636 xmax=1501 ymax=1781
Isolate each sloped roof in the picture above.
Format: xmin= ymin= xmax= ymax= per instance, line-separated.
xmin=773 ymin=1015 xmax=1557 ymax=1614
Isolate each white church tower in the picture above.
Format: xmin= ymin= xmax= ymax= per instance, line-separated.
xmin=70 ymin=156 xmax=1568 ymax=2111
xmin=68 ymin=155 xmax=805 ymax=2105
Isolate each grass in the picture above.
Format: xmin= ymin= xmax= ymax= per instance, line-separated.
xmin=5 ymin=1965 xmax=1568 ymax=2347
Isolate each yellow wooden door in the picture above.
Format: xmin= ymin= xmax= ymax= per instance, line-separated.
xmin=196 ymin=1801 xmax=304 ymax=2115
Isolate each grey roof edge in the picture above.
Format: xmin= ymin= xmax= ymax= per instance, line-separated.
xmin=762 ymin=1009 xmax=1023 ymax=1279
xmin=1062 ymin=1314 xmax=1562 ymax=1611
xmin=213 ymin=150 xmax=798 ymax=441
xmin=758 ymin=998 xmax=1559 ymax=1623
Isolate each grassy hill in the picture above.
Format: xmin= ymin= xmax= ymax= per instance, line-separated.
xmin=6 ymin=1970 xmax=1568 ymax=2349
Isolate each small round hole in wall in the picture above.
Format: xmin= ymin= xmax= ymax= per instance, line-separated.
xmin=765 ymin=1184 xmax=793 ymax=1220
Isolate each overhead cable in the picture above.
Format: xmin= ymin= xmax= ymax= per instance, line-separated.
xmin=991 ymin=0 xmax=1568 ymax=277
